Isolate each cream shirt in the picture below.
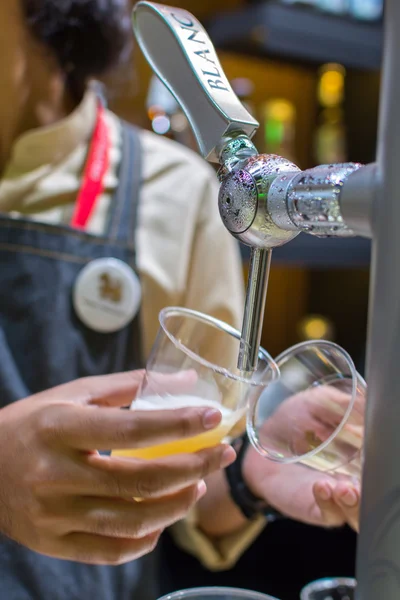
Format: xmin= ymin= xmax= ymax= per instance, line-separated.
xmin=0 ymin=90 xmax=265 ymax=570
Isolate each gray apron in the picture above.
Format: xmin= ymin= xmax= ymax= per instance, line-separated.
xmin=0 ymin=123 xmax=155 ymax=600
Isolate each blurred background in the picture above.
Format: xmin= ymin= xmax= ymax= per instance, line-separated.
xmin=104 ymin=1 xmax=383 ymax=597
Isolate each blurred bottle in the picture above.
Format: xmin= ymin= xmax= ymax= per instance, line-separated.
xmin=297 ymin=314 xmax=336 ymax=342
xmin=315 ymin=63 xmax=347 ymax=164
xmin=231 ymin=77 xmax=256 ymax=115
xmin=146 ymin=76 xmax=196 ymax=150
xmin=262 ymin=98 xmax=297 ymax=163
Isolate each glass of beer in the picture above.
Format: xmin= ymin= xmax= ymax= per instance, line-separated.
xmin=158 ymin=587 xmax=280 ymax=600
xmin=300 ymin=577 xmax=356 ymax=600
xmin=247 ymin=341 xmax=366 ymax=481
xmin=113 ymin=307 xmax=279 ymax=460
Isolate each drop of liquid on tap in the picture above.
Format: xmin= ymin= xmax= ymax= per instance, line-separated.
xmin=218 ymin=170 xmax=258 ymax=234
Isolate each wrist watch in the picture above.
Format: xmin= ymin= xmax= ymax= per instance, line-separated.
xmin=225 ymin=434 xmax=284 ymax=522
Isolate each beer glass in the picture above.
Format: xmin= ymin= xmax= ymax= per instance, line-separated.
xmin=247 ymin=341 xmax=366 ymax=480
xmin=113 ymin=307 xmax=279 ymax=460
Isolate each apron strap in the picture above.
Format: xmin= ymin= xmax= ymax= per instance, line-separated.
xmin=107 ymin=122 xmax=142 ymax=248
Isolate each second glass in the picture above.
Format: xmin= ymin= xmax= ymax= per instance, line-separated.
xmin=247 ymin=341 xmax=366 ymax=480
xmin=113 ymin=307 xmax=279 ymax=460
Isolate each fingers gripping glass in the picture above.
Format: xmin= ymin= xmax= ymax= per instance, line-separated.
xmin=247 ymin=341 xmax=366 ymax=481
xmin=113 ymin=307 xmax=279 ymax=460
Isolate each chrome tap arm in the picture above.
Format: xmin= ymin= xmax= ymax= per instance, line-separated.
xmin=132 ymin=2 xmax=375 ymax=376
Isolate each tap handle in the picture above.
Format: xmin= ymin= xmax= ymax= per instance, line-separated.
xmin=132 ymin=2 xmax=259 ymax=162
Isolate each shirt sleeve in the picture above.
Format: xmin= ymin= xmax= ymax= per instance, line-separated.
xmin=171 ymin=510 xmax=266 ymax=571
xmin=169 ymin=171 xmax=268 ymax=570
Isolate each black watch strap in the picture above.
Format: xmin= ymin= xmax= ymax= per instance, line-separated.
xmin=225 ymin=434 xmax=284 ymax=522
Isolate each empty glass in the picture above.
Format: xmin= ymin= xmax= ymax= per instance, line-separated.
xmin=247 ymin=341 xmax=366 ymax=481
xmin=301 ymin=577 xmax=356 ymax=600
xmin=158 ymin=587 xmax=280 ymax=600
xmin=113 ymin=307 xmax=279 ymax=460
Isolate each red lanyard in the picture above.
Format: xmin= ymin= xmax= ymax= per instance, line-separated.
xmin=70 ymin=102 xmax=110 ymax=230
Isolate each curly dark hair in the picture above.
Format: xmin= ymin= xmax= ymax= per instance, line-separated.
xmin=21 ymin=0 xmax=133 ymax=99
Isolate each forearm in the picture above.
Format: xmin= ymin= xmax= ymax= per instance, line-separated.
xmin=170 ymin=466 xmax=266 ymax=571
xmin=196 ymin=469 xmax=249 ymax=538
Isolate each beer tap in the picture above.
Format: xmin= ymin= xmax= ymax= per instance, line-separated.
xmin=133 ymin=3 xmax=400 ymax=599
xmin=132 ymin=1 xmax=375 ymax=374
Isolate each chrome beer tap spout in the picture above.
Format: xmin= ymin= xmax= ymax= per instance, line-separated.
xmin=132 ymin=1 xmax=374 ymax=373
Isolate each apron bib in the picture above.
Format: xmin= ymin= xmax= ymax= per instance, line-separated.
xmin=0 ymin=123 xmax=154 ymax=600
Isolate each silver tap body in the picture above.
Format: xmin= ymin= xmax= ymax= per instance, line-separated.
xmin=218 ymin=153 xmax=301 ymax=249
xmin=218 ymin=142 xmax=365 ymax=250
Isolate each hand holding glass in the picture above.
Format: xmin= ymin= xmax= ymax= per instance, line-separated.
xmin=247 ymin=341 xmax=366 ymax=481
xmin=113 ymin=308 xmax=279 ymax=460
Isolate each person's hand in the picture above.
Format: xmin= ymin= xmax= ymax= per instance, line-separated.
xmin=313 ymin=477 xmax=360 ymax=532
xmin=243 ymin=448 xmax=360 ymax=531
xmin=243 ymin=385 xmax=364 ymax=532
xmin=253 ymin=384 xmax=364 ymax=459
xmin=0 ymin=372 xmax=236 ymax=564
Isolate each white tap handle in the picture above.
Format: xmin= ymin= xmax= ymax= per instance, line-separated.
xmin=132 ymin=1 xmax=259 ymax=162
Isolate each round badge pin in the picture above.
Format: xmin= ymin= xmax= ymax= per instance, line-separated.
xmin=73 ymin=257 xmax=141 ymax=333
